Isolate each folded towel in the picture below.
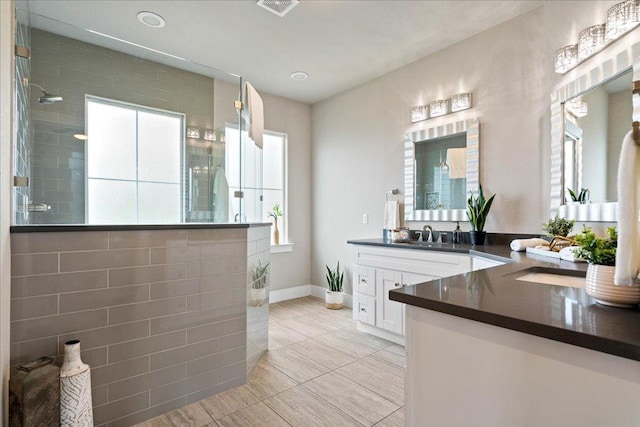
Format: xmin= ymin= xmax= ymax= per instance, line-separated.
xmin=614 ymin=130 xmax=640 ymax=285
xmin=243 ymin=82 xmax=264 ymax=149
xmin=510 ymin=238 xmax=548 ymax=252
xmin=447 ymin=148 xmax=467 ymax=179
xmin=559 ymin=246 xmax=585 ymax=262
xmin=383 ymin=200 xmax=400 ymax=230
xmin=212 ymin=167 xmax=229 ymax=223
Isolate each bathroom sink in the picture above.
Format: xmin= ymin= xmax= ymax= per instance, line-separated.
xmin=394 ymin=241 xmax=453 ymax=248
xmin=513 ymin=268 xmax=585 ymax=289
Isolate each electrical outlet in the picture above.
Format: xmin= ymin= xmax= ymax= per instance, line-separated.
xmin=362 ymin=213 xmax=368 ymax=224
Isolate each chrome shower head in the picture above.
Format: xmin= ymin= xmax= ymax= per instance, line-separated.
xmin=29 ymin=83 xmax=63 ymax=104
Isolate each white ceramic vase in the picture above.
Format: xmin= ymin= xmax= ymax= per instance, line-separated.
xmin=325 ymin=290 xmax=344 ymax=310
xmin=585 ymin=264 xmax=640 ymax=308
xmin=60 ymin=340 xmax=93 ymax=427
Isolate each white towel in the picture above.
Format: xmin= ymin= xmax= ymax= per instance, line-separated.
xmin=447 ymin=148 xmax=467 ymax=179
xmin=243 ymin=82 xmax=264 ymax=149
xmin=510 ymin=238 xmax=548 ymax=252
xmin=212 ymin=167 xmax=229 ymax=223
xmin=614 ymin=130 xmax=640 ymax=285
xmin=559 ymin=246 xmax=585 ymax=262
xmin=383 ymin=200 xmax=400 ymax=230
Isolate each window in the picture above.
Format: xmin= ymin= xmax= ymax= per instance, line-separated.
xmin=86 ymin=96 xmax=184 ymax=224
xmin=226 ymin=127 xmax=287 ymax=243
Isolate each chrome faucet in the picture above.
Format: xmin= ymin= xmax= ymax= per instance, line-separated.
xmin=422 ymin=225 xmax=434 ymax=243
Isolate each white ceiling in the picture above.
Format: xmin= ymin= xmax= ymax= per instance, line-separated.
xmin=25 ymin=0 xmax=543 ymax=104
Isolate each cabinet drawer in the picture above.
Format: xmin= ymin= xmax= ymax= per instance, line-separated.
xmin=354 ymin=265 xmax=376 ymax=296
xmin=357 ymin=295 xmax=376 ymax=325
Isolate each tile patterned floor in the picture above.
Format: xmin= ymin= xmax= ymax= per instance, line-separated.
xmin=137 ymin=296 xmax=405 ymax=426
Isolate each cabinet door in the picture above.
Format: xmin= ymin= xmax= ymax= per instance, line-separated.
xmin=400 ymin=272 xmax=436 ymax=335
xmin=354 ymin=265 xmax=376 ymax=297
xmin=376 ymin=268 xmax=404 ymax=335
xmin=357 ymin=295 xmax=376 ymax=325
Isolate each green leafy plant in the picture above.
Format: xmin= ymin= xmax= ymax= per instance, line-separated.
xmin=267 ymin=203 xmax=283 ymax=222
xmin=325 ymin=261 xmax=344 ymax=292
xmin=542 ymin=216 xmax=575 ymax=238
xmin=568 ymin=188 xmax=589 ymax=204
xmin=466 ymin=184 xmax=496 ymax=232
xmin=574 ymin=226 xmax=617 ymax=266
xmin=251 ymin=260 xmax=269 ymax=289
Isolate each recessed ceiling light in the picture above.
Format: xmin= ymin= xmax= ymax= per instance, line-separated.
xmin=290 ymin=71 xmax=309 ymax=81
xmin=137 ymin=11 xmax=166 ymax=28
xmin=73 ymin=134 xmax=88 ymax=140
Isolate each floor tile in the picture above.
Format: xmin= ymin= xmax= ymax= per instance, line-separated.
xmin=246 ymin=360 xmax=298 ymax=400
xmin=264 ymin=385 xmax=361 ymax=427
xmin=335 ymin=357 xmax=404 ymax=405
xmin=303 ymin=371 xmax=399 ymax=426
xmin=268 ymin=336 xmax=284 ymax=351
xmin=216 ymin=402 xmax=289 ymax=427
xmin=287 ymin=337 xmax=358 ymax=370
xmin=262 ymin=347 xmax=330 ymax=383
xmin=276 ymin=315 xmax=337 ymax=338
xmin=371 ymin=347 xmax=405 ymax=369
xmin=363 ymin=352 xmax=404 ymax=378
xmin=137 ymin=402 xmax=213 ymax=427
xmin=304 ymin=309 xmax=357 ymax=330
xmin=374 ymin=408 xmax=405 ymax=427
xmin=314 ymin=328 xmax=393 ymax=359
xmin=199 ymin=385 xmax=260 ymax=420
xmin=268 ymin=303 xmax=304 ymax=322
xmin=268 ymin=321 xmax=310 ymax=346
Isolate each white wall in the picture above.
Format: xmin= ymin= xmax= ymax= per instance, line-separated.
xmin=579 ymin=86 xmax=608 ymax=202
xmin=310 ymin=1 xmax=622 ymax=294
xmin=215 ymin=80 xmax=312 ymax=291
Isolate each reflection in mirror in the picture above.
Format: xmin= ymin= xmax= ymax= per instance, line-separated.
xmin=550 ymin=36 xmax=640 ymax=222
xmin=405 ymin=118 xmax=479 ymax=222
xmin=562 ymin=69 xmax=632 ymax=204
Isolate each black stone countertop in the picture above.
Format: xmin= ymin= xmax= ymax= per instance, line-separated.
xmin=10 ymin=223 xmax=272 ymax=233
xmin=348 ymin=238 xmax=640 ymax=362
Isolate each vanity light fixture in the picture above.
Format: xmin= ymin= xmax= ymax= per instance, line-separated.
xmin=566 ymin=98 xmax=588 ymax=118
xmin=186 ymin=126 xmax=200 ymax=139
xmin=429 ymin=99 xmax=450 ymax=118
xmin=555 ymin=0 xmax=640 ymax=74
xmin=203 ymin=129 xmax=216 ymax=142
xmin=450 ymin=93 xmax=472 ymax=112
xmin=411 ymin=106 xmax=429 ymax=123
xmin=606 ymin=0 xmax=640 ymax=40
xmin=578 ymin=24 xmax=608 ymax=61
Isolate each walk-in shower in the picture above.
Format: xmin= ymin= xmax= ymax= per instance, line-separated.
xmin=29 ymin=82 xmax=63 ymax=104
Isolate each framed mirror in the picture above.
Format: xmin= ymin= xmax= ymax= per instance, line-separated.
xmin=405 ymin=118 xmax=479 ymax=221
xmin=550 ymin=38 xmax=640 ymax=222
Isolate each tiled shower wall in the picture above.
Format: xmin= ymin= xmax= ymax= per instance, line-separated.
xmin=29 ymin=29 xmax=222 ymax=224
xmin=10 ymin=227 xmax=254 ymax=426
xmin=13 ymin=22 xmax=30 ymax=224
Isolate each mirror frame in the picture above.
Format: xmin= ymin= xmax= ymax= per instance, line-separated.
xmin=550 ymin=38 xmax=640 ymax=222
xmin=405 ymin=117 xmax=479 ymax=221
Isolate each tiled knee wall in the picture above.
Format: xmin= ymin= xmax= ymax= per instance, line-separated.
xmin=10 ymin=227 xmax=254 ymax=426
xmin=246 ymin=226 xmax=270 ymax=374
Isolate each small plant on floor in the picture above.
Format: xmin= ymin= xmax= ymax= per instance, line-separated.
xmin=325 ymin=261 xmax=344 ymax=309
xmin=326 ymin=261 xmax=344 ymax=292
xmin=251 ymin=260 xmax=269 ymax=289
xmin=542 ymin=216 xmax=575 ymax=238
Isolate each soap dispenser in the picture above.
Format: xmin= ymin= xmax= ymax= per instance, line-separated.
xmin=453 ymin=222 xmax=462 ymax=244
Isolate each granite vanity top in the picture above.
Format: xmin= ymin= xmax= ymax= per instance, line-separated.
xmin=348 ymin=238 xmax=640 ymax=362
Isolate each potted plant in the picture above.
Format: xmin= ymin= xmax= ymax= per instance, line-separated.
xmin=268 ymin=204 xmax=283 ymax=245
xmin=325 ymin=261 xmax=344 ymax=309
xmin=466 ymin=184 xmax=496 ymax=245
xmin=542 ymin=216 xmax=575 ymax=239
xmin=567 ymin=187 xmax=589 ymax=204
xmin=574 ymin=227 xmax=640 ymax=307
xmin=250 ymin=260 xmax=269 ymax=307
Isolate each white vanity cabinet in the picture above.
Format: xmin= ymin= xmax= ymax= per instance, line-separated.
xmin=352 ymin=245 xmax=473 ymax=344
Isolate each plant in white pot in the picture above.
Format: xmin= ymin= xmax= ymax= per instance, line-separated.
xmin=466 ymin=184 xmax=496 ymax=246
xmin=325 ymin=261 xmax=344 ymax=310
xmin=574 ymin=226 xmax=640 ymax=307
xmin=250 ymin=260 xmax=269 ymax=307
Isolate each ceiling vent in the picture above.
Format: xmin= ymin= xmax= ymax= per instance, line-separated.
xmin=256 ymin=0 xmax=299 ymax=17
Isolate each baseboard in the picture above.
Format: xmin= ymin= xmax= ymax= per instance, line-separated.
xmin=269 ymin=284 xmax=353 ymax=307
xmin=269 ymin=285 xmax=311 ymax=303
